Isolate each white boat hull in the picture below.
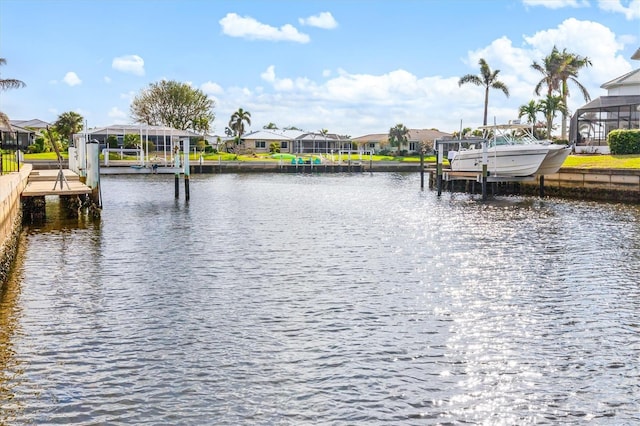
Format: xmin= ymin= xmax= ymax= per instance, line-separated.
xmin=535 ymin=145 xmax=571 ymax=175
xmin=450 ymin=145 xmax=548 ymax=177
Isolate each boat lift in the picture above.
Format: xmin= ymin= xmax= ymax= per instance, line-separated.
xmin=430 ymin=138 xmax=537 ymax=200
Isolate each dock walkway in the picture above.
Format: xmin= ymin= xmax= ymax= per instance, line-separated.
xmin=22 ymin=169 xmax=92 ymax=197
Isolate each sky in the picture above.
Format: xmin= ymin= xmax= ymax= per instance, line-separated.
xmin=1 ymin=0 xmax=639 ymax=137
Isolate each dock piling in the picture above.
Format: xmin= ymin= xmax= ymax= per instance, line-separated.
xmin=436 ymin=142 xmax=443 ymax=196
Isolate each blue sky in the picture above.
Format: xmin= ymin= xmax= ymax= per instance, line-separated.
xmin=1 ymin=0 xmax=638 ymax=137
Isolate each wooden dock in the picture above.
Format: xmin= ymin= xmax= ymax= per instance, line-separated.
xmin=22 ymin=169 xmax=92 ymax=197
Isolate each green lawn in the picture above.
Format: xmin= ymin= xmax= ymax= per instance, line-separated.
xmin=21 ymin=151 xmax=640 ymax=169
xmin=562 ymin=154 xmax=640 ymax=169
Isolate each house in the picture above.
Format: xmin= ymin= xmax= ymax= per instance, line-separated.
xmin=78 ymin=124 xmax=204 ymax=152
xmin=1 ymin=122 xmax=36 ymax=149
xmin=239 ymin=129 xmax=304 ymax=153
xmin=570 ymin=49 xmax=640 ymax=154
xmin=239 ymin=129 xmax=352 ymax=154
xmin=352 ymin=129 xmax=452 ymax=154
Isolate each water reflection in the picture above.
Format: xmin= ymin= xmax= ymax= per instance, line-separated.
xmin=2 ymin=173 xmax=640 ymax=424
xmin=0 ymin=242 xmax=26 ymax=423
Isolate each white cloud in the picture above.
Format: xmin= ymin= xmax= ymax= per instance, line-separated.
xmin=260 ymin=65 xmax=313 ymax=91
xmin=201 ymin=81 xmax=224 ymax=95
xmin=120 ymin=91 xmax=136 ymax=101
xmin=63 ymin=71 xmax=82 ymax=86
xmin=107 ymin=107 xmax=127 ymax=122
xmin=523 ymin=18 xmax=631 ymax=86
xmin=597 ymin=0 xmax=640 ymax=19
xmin=104 ymin=76 xmax=112 ymax=84
xmin=219 ymin=13 xmax=310 ymax=43
xmin=298 ymin=12 xmax=338 ymax=29
xmin=522 ymin=0 xmax=589 ymax=8
xmin=112 ymin=55 xmax=145 ymax=76
xmin=216 ymin=17 xmax=633 ymax=138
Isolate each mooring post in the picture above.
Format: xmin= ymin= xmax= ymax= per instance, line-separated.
xmin=420 ymin=150 xmax=425 ymax=189
xmin=174 ymin=142 xmax=180 ymax=199
xmin=86 ymin=139 xmax=102 ymax=208
xmin=437 ymin=141 xmax=443 ymax=196
xmin=539 ymin=175 xmax=545 ymax=198
xmin=482 ymin=140 xmax=488 ymax=201
xmin=183 ymin=139 xmax=190 ymax=201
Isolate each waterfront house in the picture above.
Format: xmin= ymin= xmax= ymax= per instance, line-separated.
xmin=352 ymin=129 xmax=452 ymax=154
xmin=239 ymin=129 xmax=304 ymax=153
xmin=570 ymin=48 xmax=640 ymax=154
xmin=78 ymin=124 xmax=206 ymax=152
xmin=239 ymin=129 xmax=352 ymax=154
xmin=1 ymin=122 xmax=36 ymax=149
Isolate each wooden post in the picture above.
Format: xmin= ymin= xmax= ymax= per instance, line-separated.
xmin=437 ymin=142 xmax=443 ymax=196
xmin=174 ymin=142 xmax=180 ymax=199
xmin=183 ymin=139 xmax=190 ymax=201
xmin=482 ymin=140 xmax=488 ymax=201
xmin=420 ymin=150 xmax=424 ymax=189
xmin=539 ymin=175 xmax=545 ymax=198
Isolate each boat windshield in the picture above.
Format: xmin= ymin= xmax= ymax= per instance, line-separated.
xmin=487 ymin=129 xmax=548 ymax=147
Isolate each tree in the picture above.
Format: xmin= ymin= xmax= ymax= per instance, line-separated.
xmin=458 ymin=58 xmax=509 ymax=125
xmin=263 ymin=122 xmax=278 ymax=129
xmin=0 ymin=58 xmax=26 ymax=130
xmin=54 ymin=111 xmax=84 ymax=146
xmin=538 ymin=95 xmax=567 ymax=139
xmin=388 ymin=123 xmax=409 ymax=155
xmin=130 ymin=80 xmax=215 ymax=132
xmin=532 ymin=46 xmax=591 ymax=140
xmin=228 ymin=108 xmax=251 ymax=151
xmin=518 ymin=100 xmax=541 ymax=135
xmin=557 ymin=48 xmax=591 ymax=140
xmin=123 ymin=134 xmax=141 ymax=149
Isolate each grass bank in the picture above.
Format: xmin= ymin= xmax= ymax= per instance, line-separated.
xmin=22 ymin=152 xmax=640 ymax=169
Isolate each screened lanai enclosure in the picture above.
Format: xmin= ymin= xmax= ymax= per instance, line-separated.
xmin=569 ymin=60 xmax=639 ymax=154
xmin=78 ymin=124 xmax=203 ymax=152
xmin=570 ymin=95 xmax=640 ymax=152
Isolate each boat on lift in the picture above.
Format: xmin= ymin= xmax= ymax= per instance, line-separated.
xmin=447 ymin=122 xmax=571 ymax=177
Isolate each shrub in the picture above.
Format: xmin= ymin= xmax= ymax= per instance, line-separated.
xmin=107 ymin=135 xmax=118 ymax=148
xmin=608 ymin=129 xmax=640 ymax=155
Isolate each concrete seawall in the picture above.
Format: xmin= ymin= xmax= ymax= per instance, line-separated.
xmin=520 ymin=168 xmax=640 ymax=203
xmin=0 ymin=164 xmax=32 ymax=289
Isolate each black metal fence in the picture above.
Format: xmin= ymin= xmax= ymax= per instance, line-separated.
xmin=0 ymin=150 xmax=21 ymax=174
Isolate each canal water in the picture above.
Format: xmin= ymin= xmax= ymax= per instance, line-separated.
xmin=1 ymin=173 xmax=639 ymax=424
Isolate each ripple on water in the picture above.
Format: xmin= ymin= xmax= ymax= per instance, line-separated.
xmin=1 ymin=174 xmax=639 ymax=424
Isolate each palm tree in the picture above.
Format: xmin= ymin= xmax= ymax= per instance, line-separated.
xmin=54 ymin=111 xmax=84 ymax=146
xmin=228 ymin=108 xmax=251 ymax=151
xmin=532 ymin=46 xmax=591 ymax=140
xmin=538 ymin=95 xmax=567 ymax=139
xmin=557 ymin=48 xmax=591 ymax=140
xmin=458 ymin=58 xmax=509 ymax=125
xmin=518 ymin=100 xmax=541 ymax=135
xmin=320 ymin=128 xmax=329 ymax=153
xmin=531 ymin=46 xmax=563 ymax=98
xmin=388 ymin=123 xmax=409 ymax=155
xmin=0 ymin=58 xmax=26 ymax=130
